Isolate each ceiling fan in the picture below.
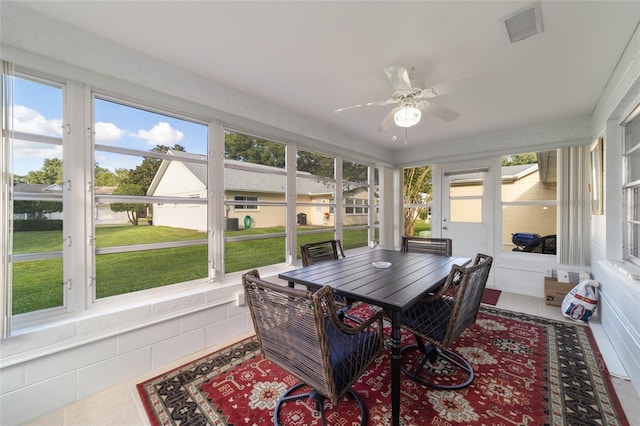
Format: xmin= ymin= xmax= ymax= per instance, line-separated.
xmin=334 ymin=66 xmax=493 ymax=131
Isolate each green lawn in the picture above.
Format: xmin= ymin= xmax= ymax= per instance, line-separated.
xmin=411 ymin=220 xmax=432 ymax=236
xmin=12 ymin=225 xmax=369 ymax=314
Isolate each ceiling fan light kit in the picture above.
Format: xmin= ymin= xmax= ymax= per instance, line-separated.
xmin=394 ymin=105 xmax=421 ymax=128
xmin=335 ymin=65 xmax=493 ymax=132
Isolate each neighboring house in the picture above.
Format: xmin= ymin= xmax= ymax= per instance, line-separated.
xmin=451 ymin=162 xmax=557 ymax=250
xmin=94 ymin=186 xmax=131 ymax=225
xmin=147 ymin=151 xmax=371 ymax=231
xmin=15 ymin=184 xmax=131 ymax=224
xmin=13 ymin=183 xmax=63 ymax=220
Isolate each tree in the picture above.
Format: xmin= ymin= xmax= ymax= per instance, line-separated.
xmin=403 ymin=166 xmax=432 ymax=237
xmin=503 ymin=152 xmax=537 ymax=166
xmin=342 ymin=161 xmax=368 ymax=183
xmin=225 ymin=132 xmax=285 ymax=168
xmin=95 ymin=164 xmax=117 ymax=186
xmin=110 ymin=183 xmax=146 ymax=225
xmin=25 ymin=158 xmax=63 ymax=184
xmin=109 ymin=144 xmax=185 ymax=224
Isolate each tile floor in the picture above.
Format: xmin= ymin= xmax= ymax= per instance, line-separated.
xmin=23 ymin=291 xmax=640 ymax=425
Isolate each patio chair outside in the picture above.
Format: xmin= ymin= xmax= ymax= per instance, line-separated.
xmin=398 ymin=253 xmax=493 ymax=389
xmin=513 ymin=234 xmax=556 ymax=255
xmin=242 ymin=269 xmax=384 ymax=426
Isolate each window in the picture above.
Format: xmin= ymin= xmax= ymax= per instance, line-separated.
xmin=623 ymin=106 xmax=640 ymax=266
xmin=93 ymin=96 xmax=209 ymax=299
xmin=403 ymin=165 xmax=433 ymax=238
xmin=341 ymin=160 xmax=374 ymax=249
xmin=345 ymin=198 xmax=368 ymax=214
xmin=4 ymin=70 xmax=66 ymax=316
xmin=224 ymin=130 xmax=287 ymax=272
xmin=501 ymin=151 xmax=557 ymax=254
xmin=295 ymin=148 xmax=337 ymax=255
xmin=234 ymin=196 xmax=258 ymax=210
xmin=1 ymin=64 xmax=385 ymax=333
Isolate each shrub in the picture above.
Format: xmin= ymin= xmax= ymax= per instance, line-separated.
xmin=14 ymin=220 xmax=63 ymax=232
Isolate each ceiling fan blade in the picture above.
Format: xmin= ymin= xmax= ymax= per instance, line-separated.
xmin=378 ymin=106 xmax=401 ymax=131
xmin=428 ymin=71 xmax=494 ymax=97
xmin=334 ymin=98 xmax=398 ymax=113
xmin=422 ymin=102 xmax=461 ymax=122
xmin=384 ymin=66 xmax=413 ymax=91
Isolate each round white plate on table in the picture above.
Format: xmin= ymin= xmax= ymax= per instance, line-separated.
xmin=372 ymin=261 xmax=392 ymax=269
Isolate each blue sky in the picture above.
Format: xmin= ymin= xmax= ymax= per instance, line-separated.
xmin=12 ymin=76 xmax=208 ymax=177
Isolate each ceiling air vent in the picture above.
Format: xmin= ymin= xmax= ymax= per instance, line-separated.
xmin=502 ymin=2 xmax=543 ymax=44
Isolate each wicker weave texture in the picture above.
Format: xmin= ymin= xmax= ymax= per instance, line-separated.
xmin=242 ymin=270 xmax=384 ymax=404
xmin=300 ymin=239 xmax=346 ymax=266
xmin=402 ymin=254 xmax=493 ymax=348
xmin=401 ymin=236 xmax=453 ymax=256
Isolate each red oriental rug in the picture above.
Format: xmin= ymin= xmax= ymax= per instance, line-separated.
xmin=481 ymin=288 xmax=501 ymax=306
xmin=137 ymin=306 xmax=628 ymax=426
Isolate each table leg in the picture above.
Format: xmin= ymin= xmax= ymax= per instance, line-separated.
xmin=390 ymin=310 xmax=401 ymax=426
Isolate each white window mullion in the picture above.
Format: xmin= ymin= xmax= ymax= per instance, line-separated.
xmin=1 ymin=61 xmax=15 ymax=338
xmin=286 ymin=142 xmax=297 ymax=265
xmin=65 ymin=80 xmax=88 ymax=311
xmin=335 ymin=155 xmax=343 ymax=241
xmin=210 ymin=120 xmax=225 ymax=280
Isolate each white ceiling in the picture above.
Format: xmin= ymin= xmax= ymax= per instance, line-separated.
xmin=9 ymin=1 xmax=640 ymax=152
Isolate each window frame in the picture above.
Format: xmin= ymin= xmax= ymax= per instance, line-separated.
xmin=499 ymin=151 xmax=558 ymax=254
xmin=90 ymin=92 xmax=211 ymax=303
xmin=1 ymin=64 xmax=382 ymax=334
xmin=622 ymin=105 xmax=640 ymax=267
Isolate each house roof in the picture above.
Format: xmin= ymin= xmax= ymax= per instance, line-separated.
xmin=450 ymin=163 xmax=539 ymax=185
xmin=14 ymin=183 xmax=62 ymax=192
xmin=148 ymin=151 xmax=336 ymax=196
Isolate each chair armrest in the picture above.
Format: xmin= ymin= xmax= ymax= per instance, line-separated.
xmin=419 ymin=264 xmax=466 ymax=302
xmin=317 ymin=286 xmax=384 ymax=337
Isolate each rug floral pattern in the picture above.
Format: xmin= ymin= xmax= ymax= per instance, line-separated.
xmin=137 ymin=306 xmax=628 ymax=426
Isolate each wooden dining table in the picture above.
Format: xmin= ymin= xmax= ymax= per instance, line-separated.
xmin=279 ymin=249 xmax=471 ymax=426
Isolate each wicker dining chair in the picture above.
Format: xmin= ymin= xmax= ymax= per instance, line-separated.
xmin=300 ymin=239 xmax=362 ymax=324
xmin=300 ymin=239 xmax=346 ymax=265
xmin=399 ymin=253 xmax=493 ymax=389
xmin=401 ymin=236 xmax=453 ymax=256
xmin=242 ymin=269 xmax=384 ymax=426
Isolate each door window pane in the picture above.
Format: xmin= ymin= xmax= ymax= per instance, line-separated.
xmin=403 ymin=165 xmax=433 ymax=237
xmin=449 ymin=173 xmax=484 ymax=223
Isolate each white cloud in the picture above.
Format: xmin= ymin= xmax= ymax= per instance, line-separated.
xmin=95 ymin=121 xmax=127 ymax=143
xmin=12 ymin=105 xmax=62 ymax=137
xmin=134 ymin=122 xmax=184 ymax=146
xmin=12 ymin=139 xmax=63 ymax=176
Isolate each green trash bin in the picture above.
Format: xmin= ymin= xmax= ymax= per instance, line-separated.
xmin=243 ymin=215 xmax=253 ymax=228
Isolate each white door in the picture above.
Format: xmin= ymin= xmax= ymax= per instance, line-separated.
xmin=439 ymin=161 xmax=495 ymax=285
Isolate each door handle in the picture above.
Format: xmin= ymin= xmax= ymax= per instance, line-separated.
xmin=442 ymin=226 xmax=448 ymax=230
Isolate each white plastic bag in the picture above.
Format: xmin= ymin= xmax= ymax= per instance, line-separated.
xmin=561 ymin=280 xmax=599 ymax=322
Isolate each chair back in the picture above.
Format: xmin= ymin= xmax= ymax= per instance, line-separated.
xmin=300 ymin=239 xmax=346 ymax=266
xmin=242 ymin=270 xmax=383 ymax=403
xmin=443 ymin=254 xmax=493 ymax=346
xmin=401 ymin=236 xmax=452 ymax=256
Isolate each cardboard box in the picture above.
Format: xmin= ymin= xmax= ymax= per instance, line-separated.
xmin=544 ymin=277 xmax=574 ymax=306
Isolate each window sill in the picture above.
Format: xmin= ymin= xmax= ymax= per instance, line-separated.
xmin=608 ymin=260 xmax=640 ymax=281
xmin=1 ymin=263 xmax=287 ymax=368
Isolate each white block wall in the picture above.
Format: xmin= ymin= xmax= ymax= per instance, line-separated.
xmin=0 ymin=283 xmax=253 ymax=425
